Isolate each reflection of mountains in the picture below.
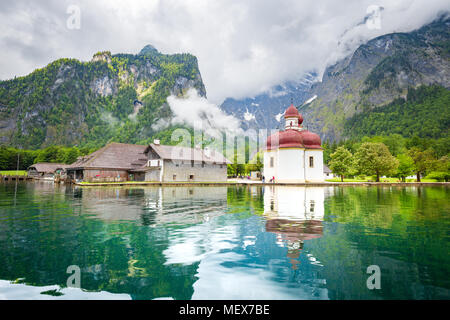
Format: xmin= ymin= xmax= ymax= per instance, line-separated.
xmin=75 ymin=186 xmax=228 ymax=226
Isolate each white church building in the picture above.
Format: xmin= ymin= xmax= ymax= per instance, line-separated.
xmin=263 ymin=103 xmax=324 ymax=183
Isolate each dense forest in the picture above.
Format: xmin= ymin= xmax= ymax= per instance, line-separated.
xmin=344 ymin=85 xmax=450 ymax=139
xmin=0 ymin=145 xmax=95 ymax=171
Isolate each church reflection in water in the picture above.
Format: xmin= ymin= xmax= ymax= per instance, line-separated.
xmin=264 ymin=186 xmax=332 ymax=270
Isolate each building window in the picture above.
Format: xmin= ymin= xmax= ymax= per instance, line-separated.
xmin=309 ymin=156 xmax=314 ymax=168
xmin=173 ymin=174 xmax=176 ymax=181
xmin=189 ymin=175 xmax=194 ymax=180
xmin=191 ymin=160 xmax=194 ymax=167
xmin=310 ymin=200 xmax=315 ymax=213
xmin=202 ymin=162 xmax=205 ymax=168
xmin=220 ymin=164 xmax=223 ymax=168
xmin=270 ymin=157 xmax=274 ymax=168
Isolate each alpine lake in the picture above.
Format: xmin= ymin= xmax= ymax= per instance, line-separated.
xmin=0 ymin=181 xmax=448 ymax=300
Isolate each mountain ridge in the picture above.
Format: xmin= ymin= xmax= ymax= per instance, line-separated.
xmin=0 ymin=46 xmax=206 ymax=149
xmin=301 ymin=16 xmax=450 ymax=141
xmin=220 ymin=16 xmax=450 ymax=142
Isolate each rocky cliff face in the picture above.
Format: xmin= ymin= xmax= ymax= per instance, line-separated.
xmin=220 ymin=73 xmax=317 ymax=132
xmin=302 ymin=17 xmax=450 ymax=142
xmin=219 ymin=17 xmax=449 ymax=141
xmin=0 ymin=46 xmax=206 ymax=149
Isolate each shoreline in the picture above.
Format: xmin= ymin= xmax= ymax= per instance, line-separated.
xmin=74 ymin=181 xmax=450 ymax=187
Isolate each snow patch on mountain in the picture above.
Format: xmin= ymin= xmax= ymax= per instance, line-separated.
xmin=244 ymin=109 xmax=256 ymax=122
xmin=275 ymin=113 xmax=284 ymax=122
xmin=303 ymin=95 xmax=317 ymax=105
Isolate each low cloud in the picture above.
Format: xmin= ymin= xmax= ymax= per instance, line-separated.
xmin=158 ymin=88 xmax=243 ymax=135
xmin=0 ymin=0 xmax=448 ymax=104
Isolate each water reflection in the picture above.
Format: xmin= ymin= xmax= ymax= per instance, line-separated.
xmin=264 ymin=186 xmax=331 ymax=270
xmin=76 ymin=186 xmax=228 ymax=226
xmin=0 ymin=182 xmax=448 ymax=300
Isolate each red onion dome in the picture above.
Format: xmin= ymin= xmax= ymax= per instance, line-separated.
xmin=266 ymin=129 xmax=304 ymax=150
xmin=284 ymin=104 xmax=299 ymax=118
xmin=279 ymin=130 xmax=303 ymax=148
xmin=266 ymin=132 xmax=281 ymax=150
xmin=299 ymin=130 xmax=321 ymax=148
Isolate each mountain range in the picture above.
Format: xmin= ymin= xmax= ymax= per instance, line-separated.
xmin=220 ymin=16 xmax=450 ymax=142
xmin=0 ymin=17 xmax=449 ymax=150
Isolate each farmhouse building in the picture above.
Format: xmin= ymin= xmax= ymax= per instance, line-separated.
xmin=323 ymin=165 xmax=334 ymax=180
xmin=264 ymin=103 xmax=324 ymax=183
xmin=27 ymin=163 xmax=68 ymax=179
xmin=66 ymin=141 xmax=230 ymax=182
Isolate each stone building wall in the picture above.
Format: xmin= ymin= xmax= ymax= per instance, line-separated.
xmin=162 ymin=160 xmax=227 ymax=182
xmin=144 ymin=168 xmax=161 ymax=181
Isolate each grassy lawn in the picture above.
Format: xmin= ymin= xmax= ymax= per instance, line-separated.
xmin=0 ymin=170 xmax=27 ymax=176
xmin=326 ymin=177 xmax=438 ymax=183
xmin=325 ymin=178 xmax=367 ymax=182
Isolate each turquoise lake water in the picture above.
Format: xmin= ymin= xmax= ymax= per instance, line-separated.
xmin=0 ymin=182 xmax=448 ymax=299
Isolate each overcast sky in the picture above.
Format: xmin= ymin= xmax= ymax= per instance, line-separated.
xmin=0 ymin=0 xmax=449 ymax=103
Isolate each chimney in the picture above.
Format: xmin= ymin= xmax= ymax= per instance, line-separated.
xmin=153 ymin=139 xmax=160 ymax=145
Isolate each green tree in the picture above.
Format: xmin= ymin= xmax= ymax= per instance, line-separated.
xmin=64 ymin=148 xmax=80 ymax=164
xmin=408 ymin=147 xmax=435 ymax=182
xmin=382 ymin=134 xmax=406 ymax=156
xmin=355 ymin=142 xmax=399 ymax=182
xmin=425 ymin=155 xmax=450 ymax=182
xmin=395 ymin=154 xmax=414 ymax=182
xmin=35 ymin=146 xmax=60 ymax=163
xmin=329 ymin=146 xmax=354 ymax=182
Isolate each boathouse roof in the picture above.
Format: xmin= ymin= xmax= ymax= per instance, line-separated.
xmin=28 ymin=163 xmax=69 ymax=173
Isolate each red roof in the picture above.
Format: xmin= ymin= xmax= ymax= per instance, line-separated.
xmin=266 ymin=129 xmax=304 ymax=150
xmin=266 ymin=129 xmax=321 ymax=150
xmin=266 ymin=102 xmax=321 ymax=150
xmin=284 ymin=104 xmax=299 ymax=118
xmin=299 ymin=130 xmax=321 ymax=149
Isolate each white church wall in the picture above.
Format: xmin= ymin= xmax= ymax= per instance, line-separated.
xmin=284 ymin=117 xmax=299 ymax=130
xmin=304 ymin=150 xmax=324 ymax=182
xmin=278 ymin=148 xmax=305 ymax=183
xmin=263 ymin=150 xmax=278 ymax=181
